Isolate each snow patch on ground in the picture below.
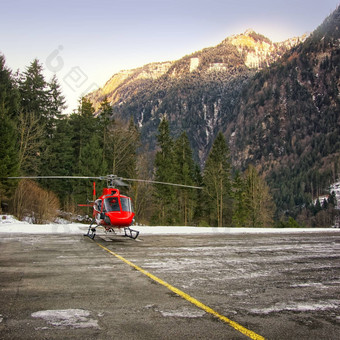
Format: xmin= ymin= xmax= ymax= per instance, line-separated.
xmin=250 ymin=300 xmax=340 ymax=314
xmin=144 ymin=304 xmax=205 ymax=318
xmin=1 ymin=215 xmax=339 ymax=235
xmin=159 ymin=308 xmax=206 ymax=318
xmin=31 ymin=309 xmax=99 ymax=329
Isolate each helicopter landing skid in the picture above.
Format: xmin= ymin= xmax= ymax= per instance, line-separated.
xmin=124 ymin=227 xmax=139 ymax=240
xmin=84 ymin=220 xmax=97 ymax=239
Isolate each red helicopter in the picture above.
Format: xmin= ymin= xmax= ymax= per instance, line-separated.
xmin=8 ymin=174 xmax=202 ymax=240
xmin=79 ymin=175 xmax=138 ymax=239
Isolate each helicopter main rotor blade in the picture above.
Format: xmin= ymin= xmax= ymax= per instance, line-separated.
xmin=7 ymin=176 xmax=103 ymax=180
xmin=6 ymin=175 xmax=203 ymax=189
xmin=122 ymin=178 xmax=203 ymax=189
xmin=113 ymin=178 xmax=129 ymax=187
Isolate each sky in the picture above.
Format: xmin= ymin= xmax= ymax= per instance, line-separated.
xmin=1 ymin=0 xmax=339 ymax=112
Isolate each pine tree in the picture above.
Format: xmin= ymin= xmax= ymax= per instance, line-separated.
xmin=71 ymin=97 xmax=101 ymax=175
xmin=19 ymin=59 xmax=49 ymax=118
xmin=40 ymin=117 xmax=75 ymax=205
xmin=173 ymin=132 xmax=197 ymax=225
xmin=232 ymin=171 xmax=248 ymax=227
xmin=48 ymin=74 xmax=67 ymax=120
xmin=70 ymin=97 xmax=104 ymax=203
xmin=203 ymin=132 xmax=232 ymax=227
xmin=153 ymin=118 xmax=176 ymax=225
xmin=18 ymin=59 xmax=51 ymax=175
xmin=39 ymin=75 xmax=67 ymax=180
xmin=0 ymin=55 xmax=20 ymax=211
xmin=0 ymin=114 xmax=19 ymax=210
xmin=99 ymin=96 xmax=113 ymax=167
xmin=0 ymin=54 xmax=20 ymax=117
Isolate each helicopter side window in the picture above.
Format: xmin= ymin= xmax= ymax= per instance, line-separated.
xmin=120 ymin=197 xmax=133 ymax=212
xmin=104 ymin=197 xmax=120 ymax=212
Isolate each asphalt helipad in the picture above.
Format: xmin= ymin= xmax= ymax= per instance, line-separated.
xmin=0 ymin=232 xmax=339 ymax=339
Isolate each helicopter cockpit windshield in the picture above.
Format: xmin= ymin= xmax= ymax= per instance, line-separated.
xmin=104 ymin=197 xmax=120 ymax=212
xmin=120 ymin=197 xmax=134 ymax=213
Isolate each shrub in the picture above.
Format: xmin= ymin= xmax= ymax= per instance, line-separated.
xmin=12 ymin=179 xmax=60 ymax=223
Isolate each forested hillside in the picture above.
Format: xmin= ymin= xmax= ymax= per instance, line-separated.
xmin=1 ymin=7 xmax=339 ymax=227
xmin=87 ymin=6 xmax=340 ymax=223
xmin=88 ymin=29 xmax=302 ymax=163
xmin=227 ymin=7 xmax=340 ymax=222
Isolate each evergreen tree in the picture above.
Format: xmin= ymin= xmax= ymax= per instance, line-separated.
xmin=99 ymin=96 xmax=113 ymax=122
xmin=232 ymin=171 xmax=248 ymax=227
xmin=0 ymin=54 xmax=20 ymax=117
xmin=173 ymin=132 xmax=197 ymax=225
xmin=39 ymin=75 xmax=67 ymax=180
xmin=0 ymin=113 xmax=20 ymax=210
xmin=153 ymin=118 xmax=176 ymax=225
xmin=99 ymin=96 xmax=114 ymax=167
xmin=19 ymin=59 xmax=49 ymax=118
xmin=0 ymin=55 xmax=20 ymax=210
xmin=203 ymin=132 xmax=232 ymax=227
xmin=40 ymin=117 xmax=75 ymax=205
xmin=18 ymin=59 xmax=52 ymax=175
xmin=71 ymin=97 xmax=101 ymax=175
xmin=48 ymin=74 xmax=67 ymax=120
xmin=70 ymin=97 xmax=104 ymax=203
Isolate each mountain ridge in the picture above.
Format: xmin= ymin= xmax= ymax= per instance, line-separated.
xmin=86 ymin=6 xmax=340 ymax=218
xmin=87 ymin=29 xmax=305 ymax=112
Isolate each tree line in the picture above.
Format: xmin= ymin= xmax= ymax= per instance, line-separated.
xmin=0 ymin=55 xmax=278 ymax=227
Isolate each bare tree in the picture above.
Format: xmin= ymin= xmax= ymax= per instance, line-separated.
xmin=244 ymin=165 xmax=275 ymax=227
xmin=17 ymin=111 xmax=44 ymax=174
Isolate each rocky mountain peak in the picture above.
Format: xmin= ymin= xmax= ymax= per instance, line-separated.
xmin=87 ymin=29 xmax=307 ymax=111
xmin=223 ymin=29 xmax=305 ymax=69
xmin=87 ymin=61 xmax=173 ymax=111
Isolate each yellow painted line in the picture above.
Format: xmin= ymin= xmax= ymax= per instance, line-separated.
xmin=96 ymin=243 xmax=265 ymax=340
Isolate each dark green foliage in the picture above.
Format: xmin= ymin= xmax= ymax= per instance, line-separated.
xmin=0 ymin=55 xmax=20 ymax=117
xmin=153 ymin=118 xmax=177 ymax=225
xmin=0 ymin=55 xmax=20 ymax=210
xmin=203 ymin=132 xmax=232 ymax=227
xmin=276 ymin=217 xmax=303 ymax=228
xmin=40 ymin=117 xmax=75 ymax=202
xmin=48 ymin=74 xmax=67 ymax=120
xmin=0 ymin=114 xmax=19 ymax=207
xmin=231 ymin=171 xmax=248 ymax=227
xmin=19 ymin=59 xmax=50 ymax=118
xmin=173 ymin=132 xmax=199 ymax=225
